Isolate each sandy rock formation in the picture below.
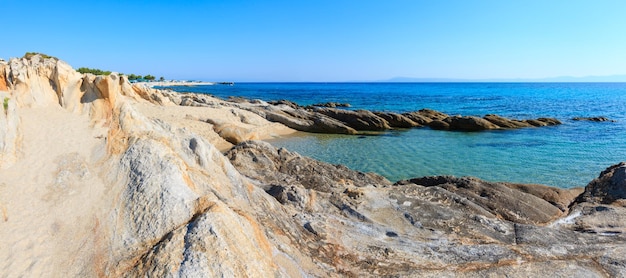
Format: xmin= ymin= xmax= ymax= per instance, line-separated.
xmin=1 ymin=54 xmax=625 ymax=277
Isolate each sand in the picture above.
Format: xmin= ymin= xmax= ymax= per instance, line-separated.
xmin=0 ymin=105 xmax=111 ymax=276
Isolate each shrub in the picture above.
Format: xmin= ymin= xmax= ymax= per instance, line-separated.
xmin=77 ymin=67 xmax=112 ymax=76
xmin=23 ymin=52 xmax=58 ymax=60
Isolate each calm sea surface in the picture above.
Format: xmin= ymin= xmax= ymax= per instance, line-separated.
xmin=163 ymin=83 xmax=626 ymax=188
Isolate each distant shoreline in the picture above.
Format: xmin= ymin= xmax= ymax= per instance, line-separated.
xmin=135 ymin=81 xmax=216 ymax=88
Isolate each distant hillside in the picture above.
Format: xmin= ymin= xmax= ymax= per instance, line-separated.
xmin=384 ymin=75 xmax=626 ymax=82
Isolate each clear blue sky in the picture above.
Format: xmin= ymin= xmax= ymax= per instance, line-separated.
xmin=2 ymin=0 xmax=626 ymax=81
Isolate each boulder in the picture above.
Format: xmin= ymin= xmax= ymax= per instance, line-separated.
xmin=524 ymin=117 xmax=562 ymax=127
xmin=315 ymin=107 xmax=391 ymax=131
xmin=505 ymin=183 xmax=584 ymax=212
xmin=226 ymin=141 xmax=391 ymax=193
xmin=575 ymin=162 xmax=626 ymax=205
xmin=483 ymin=114 xmax=531 ymax=128
xmin=310 ymin=102 xmax=351 ymax=108
xmin=264 ymin=108 xmax=357 ymax=134
xmin=268 ymin=99 xmax=300 ymax=109
xmin=446 ymin=115 xmax=500 ymax=131
xmin=428 ymin=120 xmax=450 ymax=130
xmin=373 ymin=112 xmax=421 ymax=128
xmin=573 ymin=116 xmax=616 ymax=122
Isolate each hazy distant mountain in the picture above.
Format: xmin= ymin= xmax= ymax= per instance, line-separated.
xmin=384 ymin=75 xmax=626 ymax=82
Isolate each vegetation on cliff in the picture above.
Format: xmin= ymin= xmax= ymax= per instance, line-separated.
xmin=23 ymin=52 xmax=58 ymax=60
xmin=77 ymin=67 xmax=112 ymax=76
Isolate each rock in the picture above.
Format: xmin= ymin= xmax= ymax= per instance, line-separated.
xmin=401 ymin=176 xmax=564 ymax=225
xmin=575 ymin=162 xmax=626 ymax=205
xmin=264 ymin=108 xmax=357 ymax=134
xmin=415 ymin=108 xmax=449 ymax=121
xmin=268 ymin=99 xmax=300 ymax=109
xmin=573 ymin=116 xmax=616 ymax=122
xmin=483 ymin=114 xmax=532 ymax=128
xmin=373 ymin=112 xmax=421 ymax=128
xmin=505 ymin=183 xmax=584 ymax=212
xmin=310 ymin=102 xmax=351 ymax=108
xmin=428 ymin=120 xmax=450 ymax=130
xmin=315 ymin=108 xmax=391 ymax=131
xmin=204 ymin=118 xmax=259 ymax=145
xmin=524 ymin=117 xmax=562 ymax=127
xmin=226 ymin=141 xmax=391 ymax=194
xmin=446 ymin=115 xmax=500 ymax=131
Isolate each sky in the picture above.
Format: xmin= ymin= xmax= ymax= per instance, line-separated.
xmin=2 ymin=0 xmax=626 ymax=82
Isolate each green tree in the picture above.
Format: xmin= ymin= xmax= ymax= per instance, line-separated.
xmin=144 ymin=75 xmax=156 ymax=81
xmin=159 ymin=76 xmax=165 ymax=82
xmin=127 ymin=74 xmax=142 ymax=80
xmin=77 ymin=67 xmax=111 ymax=75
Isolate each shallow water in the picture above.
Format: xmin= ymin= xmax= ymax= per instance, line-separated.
xmin=164 ymin=82 xmax=626 ymax=188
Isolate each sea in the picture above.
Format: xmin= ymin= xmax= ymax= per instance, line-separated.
xmin=162 ymin=82 xmax=626 ymax=188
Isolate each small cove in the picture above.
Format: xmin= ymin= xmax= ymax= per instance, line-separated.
xmin=164 ymin=82 xmax=626 ymax=188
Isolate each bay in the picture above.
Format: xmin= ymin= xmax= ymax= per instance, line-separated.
xmin=163 ymin=82 xmax=626 ymax=188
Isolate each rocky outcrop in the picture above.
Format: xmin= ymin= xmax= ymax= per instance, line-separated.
xmin=314 ymin=107 xmax=392 ymax=131
xmin=226 ymin=141 xmax=626 ymax=276
xmin=214 ymin=97 xmax=562 ymax=133
xmin=573 ymin=116 xmax=616 ymax=122
xmin=396 ymin=176 xmax=564 ymax=225
xmin=574 ymin=162 xmax=626 ymax=205
xmin=2 ymin=54 xmax=625 ymax=277
xmin=310 ymin=101 xmax=351 ymax=108
xmin=373 ymin=111 xmax=421 ymax=128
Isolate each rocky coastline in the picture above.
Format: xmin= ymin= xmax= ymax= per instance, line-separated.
xmin=182 ymin=95 xmax=563 ymax=135
xmin=1 ymin=55 xmax=625 ymax=277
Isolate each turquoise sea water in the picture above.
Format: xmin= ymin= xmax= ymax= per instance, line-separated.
xmin=164 ymin=83 xmax=626 ymax=188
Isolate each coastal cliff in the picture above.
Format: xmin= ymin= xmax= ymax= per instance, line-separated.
xmin=0 ymin=55 xmax=624 ymax=277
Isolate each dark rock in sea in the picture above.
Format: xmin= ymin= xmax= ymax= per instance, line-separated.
xmin=483 ymin=114 xmax=532 ymax=128
xmin=218 ymin=96 xmax=564 ymax=135
xmin=523 ymin=117 xmax=562 ymax=127
xmin=403 ymin=109 xmax=449 ymax=124
xmin=227 ymin=96 xmax=254 ymax=103
xmin=428 ymin=120 xmax=450 ymax=130
xmin=263 ymin=106 xmax=358 ymax=134
xmin=573 ymin=116 xmax=616 ymax=122
xmin=268 ymin=99 xmax=301 ymax=109
xmin=446 ymin=116 xmax=500 ymax=131
xmin=373 ymin=112 xmax=421 ymax=128
xmin=314 ymin=107 xmax=392 ymax=131
xmin=310 ymin=102 xmax=351 ymax=108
